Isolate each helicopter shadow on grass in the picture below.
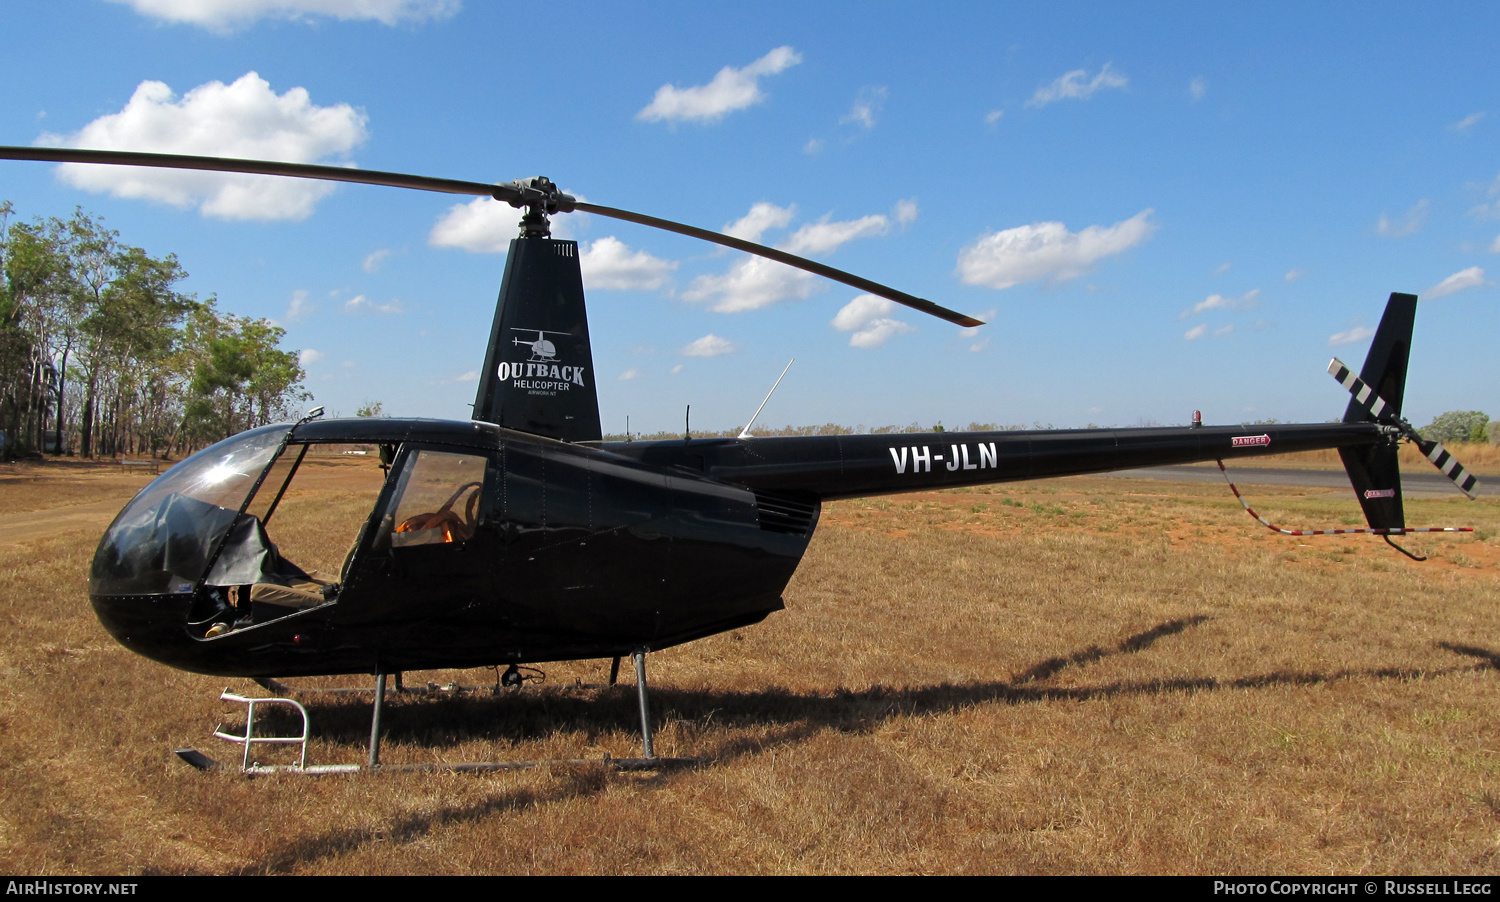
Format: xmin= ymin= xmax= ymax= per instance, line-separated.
xmin=265 ymin=615 xmax=1499 ymax=761
xmin=221 ymin=621 xmax=1500 ymax=876
xmin=253 ymin=616 xmax=1217 ymax=753
xmin=191 ymin=771 xmax=614 ymax=877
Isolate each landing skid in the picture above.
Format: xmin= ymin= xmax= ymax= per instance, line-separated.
xmin=254 ymin=661 xmax=612 ymax=698
xmin=183 ymin=650 xmax=702 ymax=775
xmin=174 ymin=751 xmax=694 ymax=775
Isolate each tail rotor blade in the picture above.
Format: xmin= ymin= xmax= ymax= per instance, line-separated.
xmin=1328 ymin=358 xmax=1396 ymax=423
xmin=1329 ymin=357 xmax=1480 ymax=499
xmin=1414 ymin=437 xmax=1480 ymax=500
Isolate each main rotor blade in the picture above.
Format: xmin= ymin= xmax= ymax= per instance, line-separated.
xmin=0 ymin=146 xmax=515 ymax=201
xmin=573 ymin=201 xmax=984 ymax=328
xmin=2 ymin=146 xmax=984 ymax=328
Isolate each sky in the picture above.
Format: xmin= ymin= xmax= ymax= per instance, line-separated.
xmin=1 ymin=1 xmax=1497 ymax=436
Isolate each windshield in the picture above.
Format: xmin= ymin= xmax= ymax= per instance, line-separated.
xmin=91 ymin=424 xmax=291 ymax=596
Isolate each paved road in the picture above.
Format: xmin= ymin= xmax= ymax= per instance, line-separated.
xmin=1102 ymin=465 xmax=1487 ymax=497
xmin=0 ymin=498 xmax=122 ymax=547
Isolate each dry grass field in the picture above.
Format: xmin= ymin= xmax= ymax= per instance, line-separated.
xmin=1 ymin=455 xmax=1498 ymax=875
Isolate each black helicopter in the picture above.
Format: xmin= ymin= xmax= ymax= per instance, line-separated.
xmin=0 ymin=147 xmax=1481 ymax=764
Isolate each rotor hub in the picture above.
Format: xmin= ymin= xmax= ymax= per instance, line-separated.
xmin=495 ymin=176 xmax=575 ymax=239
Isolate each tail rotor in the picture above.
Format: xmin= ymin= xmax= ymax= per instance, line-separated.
xmin=1328 ymin=357 xmax=1480 ymax=500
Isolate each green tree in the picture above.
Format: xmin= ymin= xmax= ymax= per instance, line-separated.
xmin=1418 ymin=410 xmax=1489 ymax=444
xmin=1 ymin=214 xmax=70 ymax=455
xmin=1 ymin=202 xmax=300 ymax=460
xmin=93 ymin=246 xmax=194 ymax=457
xmin=181 ymin=303 xmax=307 ymax=445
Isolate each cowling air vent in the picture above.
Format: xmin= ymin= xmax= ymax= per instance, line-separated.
xmin=752 ymin=490 xmax=820 ymax=536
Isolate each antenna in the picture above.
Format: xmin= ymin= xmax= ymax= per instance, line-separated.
xmin=684 ymin=405 xmax=691 ymax=441
xmin=738 ymin=359 xmax=795 ymax=439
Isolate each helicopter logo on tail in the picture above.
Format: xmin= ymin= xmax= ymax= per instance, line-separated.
xmin=512 ymin=328 xmax=570 ymax=362
xmin=499 ymin=327 xmax=588 ymax=394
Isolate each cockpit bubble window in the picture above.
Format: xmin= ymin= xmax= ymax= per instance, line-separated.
xmin=125 ymin=424 xmax=289 ymax=519
xmin=91 ymin=424 xmax=291 ymax=597
xmin=376 ymin=449 xmax=487 ymax=550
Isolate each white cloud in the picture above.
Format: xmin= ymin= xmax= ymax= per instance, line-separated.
xmin=841 ymin=86 xmax=887 ymax=130
xmin=1184 ymin=322 xmax=1234 ymax=341
xmin=637 ymin=46 xmax=801 ymax=124
xmin=803 ymin=137 xmax=824 ymax=155
xmin=849 ymin=320 xmax=913 ymax=348
xmin=1284 ymin=268 xmax=1305 ymax=282
xmin=1425 ymin=266 xmax=1486 ymax=298
xmin=1328 ymin=325 xmax=1374 ymax=346
xmin=298 ymin=348 xmax=323 ymax=366
xmin=428 ymin=197 xmax=521 ymax=253
xmin=579 ymin=237 xmax=677 ymax=291
xmin=1189 ymin=77 xmax=1207 ymax=101
xmin=784 ymin=214 xmax=888 ymax=255
xmin=362 ymin=248 xmax=390 ymax=273
xmin=968 ymin=338 xmax=989 ymax=353
xmin=956 ymin=209 xmax=1155 ymax=289
xmin=683 ymin=256 xmax=819 ymax=313
xmin=985 ymin=109 xmax=1004 ymax=127
xmin=723 ymin=202 xmax=796 ymax=244
xmin=671 ymin=364 xmax=683 ymax=374
xmin=1491 ymin=234 xmax=1500 ymax=253
xmin=618 ymin=368 xmax=640 ymax=381
xmin=1469 ymin=174 xmax=1500 ymax=219
xmin=453 ymin=370 xmax=479 ymax=383
xmin=685 ymin=206 xmax=896 ymax=312
xmin=1212 ymin=261 xmax=1231 ymax=276
xmin=108 ymin=0 xmax=459 ymax=31
xmin=831 ymin=294 xmax=913 ymax=348
xmin=344 ymin=294 xmax=402 ymax=314
xmin=894 ymin=198 xmax=918 ymax=227
xmin=1452 ymin=111 xmax=1487 ymax=132
xmin=681 ymin=334 xmax=736 ymax=357
xmin=39 ymin=73 xmax=367 ymax=221
xmin=1376 ymin=199 xmax=1429 ymax=238
xmin=1026 ymin=63 xmax=1127 ymax=108
xmin=286 ymin=289 xmax=313 ymax=322
xmin=1181 ymin=288 xmax=1259 ymax=319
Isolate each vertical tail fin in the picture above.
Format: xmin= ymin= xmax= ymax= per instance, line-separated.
xmin=1337 ymin=292 xmax=1417 ymax=531
xmin=1341 ymin=293 xmax=1416 ymax=426
xmin=472 ymin=237 xmax=602 ymax=442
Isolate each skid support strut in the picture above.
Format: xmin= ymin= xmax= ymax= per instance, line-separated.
xmin=369 ymin=671 xmax=387 ymax=768
xmin=633 ymin=649 xmax=654 ymax=759
xmin=176 ymin=659 xmax=704 ymax=774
